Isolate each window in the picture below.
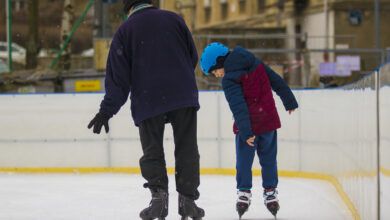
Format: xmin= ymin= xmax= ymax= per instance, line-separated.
xmin=19 ymin=1 xmax=25 ymax=10
xmin=258 ymin=0 xmax=265 ymax=13
xmin=13 ymin=0 xmax=27 ymax=12
xmin=204 ymin=0 xmax=211 ymax=23
xmin=239 ymin=0 xmax=246 ymax=14
xmin=205 ymin=7 xmax=211 ymax=23
xmin=221 ymin=2 xmax=228 ymax=20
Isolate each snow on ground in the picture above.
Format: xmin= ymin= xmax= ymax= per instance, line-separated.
xmin=0 ymin=173 xmax=354 ymax=220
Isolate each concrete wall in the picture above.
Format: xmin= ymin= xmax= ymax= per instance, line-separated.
xmin=301 ymin=11 xmax=335 ymax=85
xmin=334 ymin=4 xmax=390 ymax=50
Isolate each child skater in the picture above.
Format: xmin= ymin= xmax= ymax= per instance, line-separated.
xmin=200 ymin=43 xmax=298 ymax=219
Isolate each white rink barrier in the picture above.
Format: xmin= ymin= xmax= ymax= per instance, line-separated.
xmin=380 ymin=64 xmax=390 ymax=175
xmin=0 ymin=90 xmax=383 ymax=170
xmin=0 ymin=84 xmax=389 ymax=219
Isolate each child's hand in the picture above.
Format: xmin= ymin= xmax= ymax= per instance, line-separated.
xmin=288 ymin=109 xmax=296 ymax=115
xmin=246 ymin=136 xmax=256 ymax=147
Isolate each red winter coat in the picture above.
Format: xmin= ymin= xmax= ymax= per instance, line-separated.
xmin=222 ymin=46 xmax=298 ymax=140
xmin=233 ymin=63 xmax=281 ymax=135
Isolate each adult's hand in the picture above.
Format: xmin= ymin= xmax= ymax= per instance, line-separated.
xmin=88 ymin=112 xmax=110 ymax=134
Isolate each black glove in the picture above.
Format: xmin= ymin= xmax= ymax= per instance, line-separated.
xmin=88 ymin=112 xmax=110 ymax=134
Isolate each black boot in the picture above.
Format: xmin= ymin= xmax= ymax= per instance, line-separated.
xmin=178 ymin=194 xmax=205 ymax=220
xmin=140 ymin=188 xmax=168 ymax=220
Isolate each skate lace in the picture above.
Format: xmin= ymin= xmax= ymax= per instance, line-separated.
xmin=263 ymin=188 xmax=278 ymax=204
xmin=237 ymin=190 xmax=252 ymax=204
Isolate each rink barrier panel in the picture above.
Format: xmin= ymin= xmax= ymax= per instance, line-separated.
xmin=0 ymin=89 xmax=384 ymax=220
xmin=0 ymin=167 xmax=360 ymax=219
xmin=3 ymin=63 xmax=390 ymax=220
xmin=381 ymin=167 xmax=390 ymax=176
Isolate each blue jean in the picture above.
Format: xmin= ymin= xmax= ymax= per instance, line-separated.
xmin=235 ymin=130 xmax=278 ymax=190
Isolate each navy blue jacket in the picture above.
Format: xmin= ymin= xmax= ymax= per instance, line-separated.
xmin=222 ymin=47 xmax=298 ymax=141
xmin=99 ymin=6 xmax=199 ymax=125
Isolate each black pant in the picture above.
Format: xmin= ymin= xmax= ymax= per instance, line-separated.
xmin=138 ymin=107 xmax=200 ymax=200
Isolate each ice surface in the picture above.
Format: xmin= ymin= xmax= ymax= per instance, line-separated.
xmin=0 ymin=173 xmax=356 ymax=220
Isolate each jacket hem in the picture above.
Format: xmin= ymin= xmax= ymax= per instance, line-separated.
xmin=133 ymin=102 xmax=200 ymax=126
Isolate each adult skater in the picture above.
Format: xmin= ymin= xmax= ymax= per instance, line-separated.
xmin=200 ymin=43 xmax=298 ymax=219
xmin=87 ymin=1 xmax=204 ymax=219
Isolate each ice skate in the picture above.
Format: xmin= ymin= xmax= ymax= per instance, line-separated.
xmin=263 ymin=188 xmax=279 ymax=218
xmin=236 ymin=189 xmax=251 ymax=219
xmin=178 ymin=194 xmax=205 ymax=220
xmin=140 ymin=188 xmax=168 ymax=220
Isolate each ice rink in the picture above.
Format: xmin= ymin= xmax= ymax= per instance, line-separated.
xmin=0 ymin=173 xmax=355 ymax=220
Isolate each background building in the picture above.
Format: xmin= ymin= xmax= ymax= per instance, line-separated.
xmin=0 ymin=0 xmax=389 ymax=91
xmin=163 ymin=0 xmax=390 ymax=88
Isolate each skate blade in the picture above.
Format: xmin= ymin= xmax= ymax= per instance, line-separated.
xmin=237 ymin=206 xmax=247 ymax=219
xmin=236 ymin=202 xmax=248 ymax=219
xmin=141 ymin=218 xmax=165 ymax=220
xmin=266 ymin=202 xmax=279 ymax=217
xmin=238 ymin=211 xmax=244 ymax=219
xmin=181 ymin=217 xmax=202 ymax=220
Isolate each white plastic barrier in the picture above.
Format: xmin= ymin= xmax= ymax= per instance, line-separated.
xmin=380 ymin=64 xmax=390 ymax=220
xmin=380 ymin=64 xmax=390 ymax=171
xmin=0 ymin=83 xmax=388 ymax=219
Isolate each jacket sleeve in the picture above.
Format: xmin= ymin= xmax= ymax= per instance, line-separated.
xmin=264 ymin=63 xmax=298 ymax=111
xmin=179 ymin=17 xmax=198 ymax=69
xmin=222 ymin=74 xmax=253 ymax=142
xmin=99 ymin=31 xmax=131 ymax=118
xmin=186 ymin=28 xmax=198 ymax=69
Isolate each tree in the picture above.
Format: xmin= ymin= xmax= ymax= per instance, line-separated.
xmin=60 ymin=0 xmax=75 ymax=70
xmin=26 ymin=0 xmax=39 ymax=69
